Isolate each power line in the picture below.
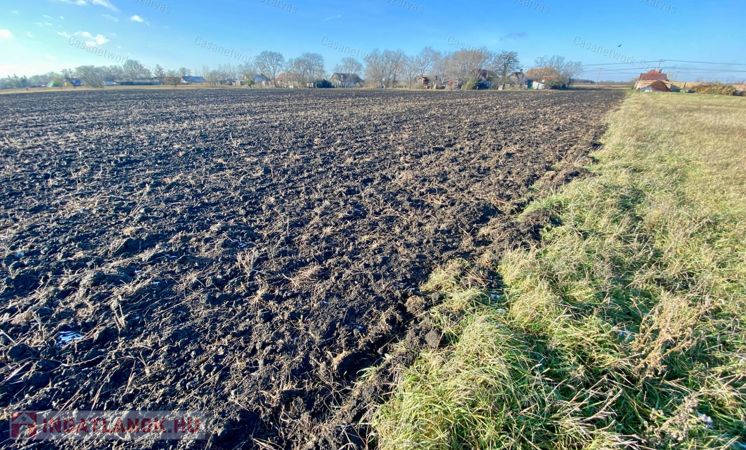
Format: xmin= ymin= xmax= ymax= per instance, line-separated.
xmin=583 ymin=59 xmax=746 ymax=67
xmin=580 ymin=67 xmax=746 ymax=73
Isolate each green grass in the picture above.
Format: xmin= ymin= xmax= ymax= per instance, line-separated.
xmin=372 ymin=93 xmax=746 ymax=449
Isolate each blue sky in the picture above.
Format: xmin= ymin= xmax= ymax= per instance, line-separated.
xmin=1 ymin=0 xmax=745 ymax=81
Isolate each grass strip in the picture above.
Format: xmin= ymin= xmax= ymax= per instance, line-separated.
xmin=373 ymin=93 xmax=746 ymax=449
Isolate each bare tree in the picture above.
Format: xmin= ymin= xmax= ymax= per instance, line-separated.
xmin=75 ymin=65 xmax=105 ymax=87
xmin=491 ymin=51 xmax=521 ymax=89
xmin=526 ymin=67 xmax=564 ymax=87
xmin=178 ymin=67 xmax=191 ymax=77
xmin=335 ymin=57 xmax=363 ymax=75
xmin=122 ymin=59 xmax=151 ymax=80
xmin=534 ymin=55 xmax=582 ymax=86
xmin=154 ymin=64 xmax=166 ymax=83
xmin=364 ymin=49 xmax=406 ymax=88
xmin=402 ymin=47 xmax=442 ymax=87
xmin=255 ymin=51 xmax=286 ymax=84
xmin=164 ymin=70 xmax=182 ymax=86
xmin=441 ymin=48 xmax=492 ymax=82
xmin=288 ymin=53 xmax=326 ymax=84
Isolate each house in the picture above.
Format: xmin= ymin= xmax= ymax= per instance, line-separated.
xmin=252 ymin=74 xmax=272 ymax=87
xmin=275 ymin=72 xmax=302 ymax=88
xmin=530 ymin=80 xmax=547 ymax=90
xmin=181 ymin=75 xmax=206 ymax=84
xmin=638 ymin=80 xmax=671 ymax=92
xmin=635 ymin=69 xmax=671 ymax=91
xmin=472 ymin=69 xmax=498 ymax=89
xmin=416 ymin=75 xmax=433 ymax=88
xmin=330 ymin=73 xmax=363 ymax=88
xmin=67 ymin=78 xmax=82 ymax=87
xmin=116 ymin=78 xmax=162 ymax=86
xmin=505 ymin=71 xmax=529 ymax=89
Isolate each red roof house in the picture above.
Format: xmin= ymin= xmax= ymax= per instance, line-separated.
xmin=639 ymin=69 xmax=669 ymax=81
xmin=636 ymin=69 xmax=671 ymax=90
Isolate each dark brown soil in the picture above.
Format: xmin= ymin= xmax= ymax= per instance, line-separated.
xmin=0 ymin=89 xmax=623 ymax=449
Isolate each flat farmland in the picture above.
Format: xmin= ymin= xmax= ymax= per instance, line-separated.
xmin=0 ymin=89 xmax=623 ymax=448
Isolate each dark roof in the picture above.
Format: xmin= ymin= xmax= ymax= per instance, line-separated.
xmin=639 ymin=70 xmax=669 ymax=81
xmin=182 ymin=75 xmax=205 ymax=83
xmin=331 ymin=73 xmax=362 ymax=82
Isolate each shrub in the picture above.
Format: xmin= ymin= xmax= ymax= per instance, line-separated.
xmin=462 ymin=78 xmax=478 ymax=90
xmin=693 ymin=83 xmax=739 ymax=96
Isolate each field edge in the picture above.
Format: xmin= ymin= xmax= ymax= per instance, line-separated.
xmin=370 ymin=93 xmax=746 ymax=449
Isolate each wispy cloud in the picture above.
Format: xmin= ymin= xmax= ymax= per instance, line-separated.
xmin=0 ymin=29 xmax=13 ymax=40
xmin=58 ymin=30 xmax=110 ymax=47
xmin=57 ymin=0 xmax=119 ymax=12
xmin=323 ymin=14 xmax=342 ymax=22
xmin=130 ymin=15 xmax=147 ymax=24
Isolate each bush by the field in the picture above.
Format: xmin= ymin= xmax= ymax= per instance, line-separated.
xmin=693 ymin=83 xmax=741 ymax=96
xmin=373 ymin=93 xmax=746 ymax=449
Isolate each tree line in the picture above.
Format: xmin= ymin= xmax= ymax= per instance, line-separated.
xmin=0 ymin=47 xmax=583 ymax=90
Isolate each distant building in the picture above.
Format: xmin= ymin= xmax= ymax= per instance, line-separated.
xmin=181 ymin=75 xmax=206 ymax=84
xmin=530 ymin=80 xmax=547 ymax=90
xmin=252 ymin=74 xmax=271 ymax=87
xmin=635 ymin=69 xmax=671 ymax=91
xmin=330 ymin=73 xmax=363 ymax=88
xmin=638 ymin=80 xmax=671 ymax=92
xmin=275 ymin=72 xmax=302 ymax=88
xmin=472 ymin=69 xmax=498 ymax=89
xmin=116 ymin=78 xmax=162 ymax=86
xmin=506 ymin=71 xmax=529 ymax=89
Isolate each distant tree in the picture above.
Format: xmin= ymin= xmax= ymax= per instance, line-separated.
xmin=154 ymin=64 xmax=166 ymax=82
xmin=75 ymin=65 xmax=105 ymax=87
xmin=364 ymin=49 xmax=406 ymax=88
xmin=441 ymin=48 xmax=492 ymax=82
xmin=491 ymin=51 xmax=521 ymax=89
xmin=526 ymin=67 xmax=564 ymax=87
xmin=239 ymin=62 xmax=258 ymax=85
xmin=122 ymin=59 xmax=151 ymax=80
xmin=101 ymin=65 xmax=124 ymax=82
xmin=255 ymin=51 xmax=285 ymax=85
xmin=61 ymin=68 xmax=75 ymax=83
xmin=534 ymin=55 xmax=582 ymax=86
xmin=335 ymin=57 xmax=363 ymax=75
xmin=164 ymin=70 xmax=181 ymax=86
xmin=288 ymin=53 xmax=326 ymax=84
xmin=178 ymin=67 xmax=191 ymax=77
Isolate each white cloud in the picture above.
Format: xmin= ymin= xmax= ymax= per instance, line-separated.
xmin=92 ymin=0 xmax=118 ymax=11
xmin=57 ymin=0 xmax=119 ymax=12
xmin=130 ymin=15 xmax=146 ymax=24
xmin=0 ymin=29 xmax=13 ymax=40
xmin=60 ymin=30 xmax=109 ymax=47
